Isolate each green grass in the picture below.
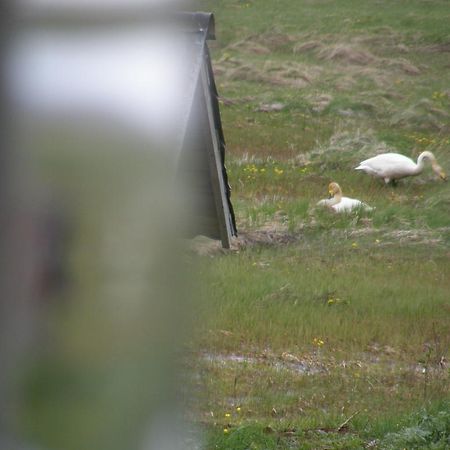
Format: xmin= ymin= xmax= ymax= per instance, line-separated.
xmin=205 ymin=402 xmax=450 ymax=449
xmin=191 ymin=0 xmax=450 ymax=448
xmin=196 ymin=239 xmax=450 ymax=354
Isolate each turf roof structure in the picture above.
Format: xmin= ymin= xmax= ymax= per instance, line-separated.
xmin=179 ymin=12 xmax=237 ymax=248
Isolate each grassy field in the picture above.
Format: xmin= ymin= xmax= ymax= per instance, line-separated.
xmin=192 ymin=0 xmax=450 ymax=448
xmin=15 ymin=1 xmax=450 ymax=449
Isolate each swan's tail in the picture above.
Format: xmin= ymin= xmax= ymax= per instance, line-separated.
xmin=355 ymin=164 xmax=379 ymax=178
xmin=362 ymin=203 xmax=375 ymax=212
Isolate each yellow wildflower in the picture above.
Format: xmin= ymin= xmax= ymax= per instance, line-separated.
xmin=313 ymin=337 xmax=325 ymax=347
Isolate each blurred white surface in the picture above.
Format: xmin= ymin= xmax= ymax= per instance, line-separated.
xmin=8 ymin=28 xmax=196 ymax=143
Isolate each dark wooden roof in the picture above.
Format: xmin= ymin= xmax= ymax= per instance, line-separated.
xmin=178 ymin=12 xmax=237 ymax=247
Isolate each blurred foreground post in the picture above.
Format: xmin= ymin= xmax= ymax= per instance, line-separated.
xmin=0 ymin=1 xmax=234 ymax=449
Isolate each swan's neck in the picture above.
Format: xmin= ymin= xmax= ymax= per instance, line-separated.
xmin=415 ymin=152 xmax=436 ymax=174
xmin=331 ymin=192 xmax=342 ymax=205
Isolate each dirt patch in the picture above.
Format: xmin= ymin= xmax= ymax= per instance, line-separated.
xmin=381 ymin=228 xmax=448 ymax=246
xmin=189 ymin=210 xmax=299 ymax=255
xmin=189 ymin=225 xmax=449 ymax=257
xmin=188 ymin=227 xmax=301 ymax=256
xmin=199 ymin=349 xmax=444 ymax=378
xmin=201 ymin=351 xmax=326 ymax=375
xmin=236 ymin=228 xmax=300 ymax=247
xmin=234 ymin=215 xmax=300 ymax=249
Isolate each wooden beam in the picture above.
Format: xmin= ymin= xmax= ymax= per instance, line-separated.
xmin=199 ymin=61 xmax=233 ymax=248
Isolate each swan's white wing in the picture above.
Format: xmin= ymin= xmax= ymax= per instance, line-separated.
xmin=355 ymin=153 xmax=417 ymax=179
xmin=332 ymin=197 xmax=372 ymax=212
xmin=317 ymin=198 xmax=335 ymax=208
xmin=359 ymin=153 xmax=414 ymax=167
xmin=354 ymin=163 xmax=379 ymax=177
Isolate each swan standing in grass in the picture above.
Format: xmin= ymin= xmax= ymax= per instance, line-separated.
xmin=317 ymin=182 xmax=374 ymax=213
xmin=355 ymin=151 xmax=447 ymax=184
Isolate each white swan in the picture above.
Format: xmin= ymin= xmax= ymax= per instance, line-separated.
xmin=317 ymin=182 xmax=374 ymax=213
xmin=355 ymin=151 xmax=447 ymax=184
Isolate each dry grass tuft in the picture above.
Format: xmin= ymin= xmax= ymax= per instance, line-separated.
xmin=421 ymin=42 xmax=450 ymax=53
xmin=394 ymin=43 xmax=410 ymax=53
xmin=225 ymin=30 xmax=297 ymax=55
xmin=271 ymin=61 xmax=323 ymax=87
xmin=225 ymin=63 xmax=267 ymax=83
xmin=307 ymin=93 xmax=333 ymax=113
xmin=386 ymin=57 xmax=420 ymax=75
xmin=317 ymin=43 xmax=376 ymax=65
xmin=255 ymin=102 xmax=286 ymax=113
xmin=219 ymin=32 xmax=427 ymax=100
xmin=216 ymin=57 xmax=322 ymax=88
xmin=227 ymin=38 xmax=272 ymax=55
xmin=354 ymin=28 xmax=406 ymax=51
xmin=390 ymin=99 xmax=450 ymax=131
xmin=381 ymin=228 xmax=446 ymax=246
xmin=293 ymin=40 xmax=323 ymax=54
xmin=308 ymin=129 xmax=394 ymax=169
xmin=334 ymin=74 xmax=359 ymax=91
xmin=256 ymin=30 xmax=297 ymax=51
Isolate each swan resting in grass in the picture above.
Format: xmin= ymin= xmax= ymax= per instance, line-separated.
xmin=355 ymin=151 xmax=447 ymax=184
xmin=317 ymin=182 xmax=374 ymax=213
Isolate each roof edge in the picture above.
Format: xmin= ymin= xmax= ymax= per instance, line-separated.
xmin=182 ymin=12 xmax=215 ymax=40
xmin=15 ymin=7 xmax=215 ymax=38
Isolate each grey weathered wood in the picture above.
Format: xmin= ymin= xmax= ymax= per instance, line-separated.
xmin=199 ymin=62 xmax=233 ymax=248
